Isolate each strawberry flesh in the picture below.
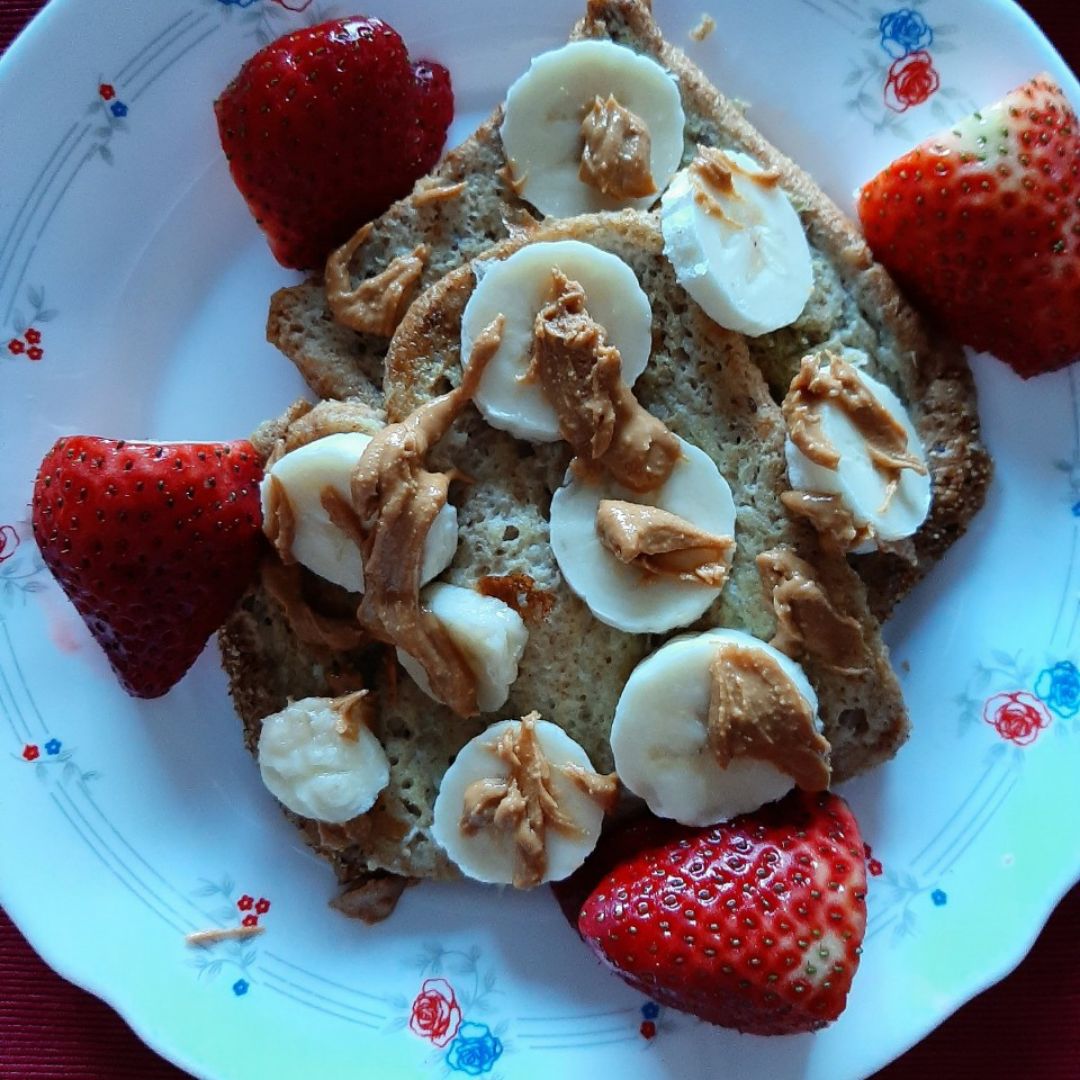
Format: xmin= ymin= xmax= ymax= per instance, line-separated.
xmin=32 ymin=437 xmax=265 ymax=698
xmin=858 ymin=73 xmax=1080 ymax=378
xmin=575 ymin=791 xmax=868 ymax=1035
xmin=214 ymin=17 xmax=453 ymax=270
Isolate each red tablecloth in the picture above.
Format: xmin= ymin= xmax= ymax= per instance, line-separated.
xmin=1 ymin=2 xmax=1078 ymax=1076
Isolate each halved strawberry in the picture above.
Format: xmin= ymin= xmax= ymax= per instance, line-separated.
xmin=214 ymin=17 xmax=454 ymax=270
xmin=32 ymin=437 xmax=264 ymax=698
xmin=858 ymin=73 xmax=1080 ymax=378
xmin=570 ymin=791 xmax=868 ymax=1035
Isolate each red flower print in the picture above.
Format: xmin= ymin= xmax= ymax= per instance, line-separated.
xmin=254 ymin=898 xmax=270 ymax=915
xmin=884 ymin=51 xmax=941 ymax=112
xmin=27 ymin=346 xmax=43 ymax=362
xmin=409 ymin=978 xmax=462 ymax=1048
xmin=0 ymin=525 xmax=19 ymax=565
xmin=22 ymin=745 xmax=39 ymax=761
xmin=640 ymin=1019 xmax=657 ymax=1039
xmin=8 ymin=339 xmax=24 ymax=355
xmin=983 ymin=691 xmax=1051 ymax=747
xmin=25 ymin=328 xmax=40 ymax=344
xmin=99 ymin=83 xmax=115 ymax=100
xmin=241 ymin=914 xmax=259 ymax=928
xmin=237 ymin=894 xmax=254 ymax=911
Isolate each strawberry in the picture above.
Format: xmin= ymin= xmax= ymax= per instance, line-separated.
xmin=214 ymin=17 xmax=453 ymax=270
xmin=858 ymin=73 xmax=1080 ymax=378
xmin=572 ymin=792 xmax=867 ymax=1035
xmin=32 ymin=437 xmax=264 ymax=698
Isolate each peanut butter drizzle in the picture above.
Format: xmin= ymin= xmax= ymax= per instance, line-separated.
xmin=528 ymin=271 xmax=681 ymax=493
xmin=499 ymin=160 xmax=528 ymax=198
xmin=707 ymin=643 xmax=831 ymax=791
xmin=780 ymin=490 xmax=872 ymax=554
xmin=325 ymin=222 xmax=430 ymax=337
xmin=261 ymin=560 xmax=368 ymax=652
xmin=477 ymin=573 xmax=556 ymax=624
xmin=350 ymin=316 xmax=506 ymax=719
xmin=562 ymin=764 xmax=621 ymax=815
xmin=320 ymin=486 xmax=367 ymax=554
xmin=459 ymin=712 xmax=597 ymax=889
xmin=595 ymin=499 xmax=735 ymax=586
xmin=782 ymin=352 xmax=928 ymax=510
xmin=689 ymin=145 xmax=781 ymax=224
xmin=579 ymin=94 xmax=658 ymax=200
xmin=412 ymin=178 xmax=468 ymax=206
xmin=330 ymin=689 xmax=373 ymax=742
xmin=264 ymin=474 xmax=297 ymax=565
xmin=756 ymin=547 xmax=866 ymax=674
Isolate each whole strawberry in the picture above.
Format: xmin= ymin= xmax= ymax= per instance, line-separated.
xmin=858 ymin=73 xmax=1079 ymax=378
xmin=32 ymin=437 xmax=264 ymax=698
xmin=572 ymin=792 xmax=867 ymax=1035
xmin=215 ymin=17 xmax=453 ymax=270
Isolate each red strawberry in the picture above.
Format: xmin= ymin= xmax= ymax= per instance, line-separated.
xmin=574 ymin=791 xmax=868 ymax=1035
xmin=858 ymin=73 xmax=1080 ymax=378
xmin=32 ymin=437 xmax=264 ymax=698
xmin=214 ymin=17 xmax=453 ymax=270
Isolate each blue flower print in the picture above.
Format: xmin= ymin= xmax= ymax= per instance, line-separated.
xmin=446 ymin=1021 xmax=503 ymax=1075
xmin=110 ymin=101 xmax=128 ymax=118
xmin=879 ymin=9 xmax=934 ymax=60
xmin=217 ymin=0 xmax=261 ymax=6
xmin=641 ymin=1001 xmax=660 ymax=1020
xmin=44 ymin=738 xmax=62 ymax=756
xmin=931 ymin=889 xmax=947 ymax=907
xmin=232 ymin=979 xmax=249 ymax=996
xmin=1035 ymin=660 xmax=1080 ymax=719
xmin=1073 ymin=501 xmax=1080 ymax=518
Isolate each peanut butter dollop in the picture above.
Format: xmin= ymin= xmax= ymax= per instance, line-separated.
xmin=782 ymin=352 xmax=927 ymax=509
xmin=350 ymin=316 xmax=505 ymax=718
xmin=459 ymin=712 xmax=580 ymax=889
xmin=595 ymin=499 xmax=734 ymax=586
xmin=756 ymin=547 xmax=865 ymax=673
xmin=325 ymin=222 xmax=430 ymax=337
xmin=780 ymin=489 xmax=872 ymax=553
xmin=707 ymin=642 xmax=831 ymax=791
xmin=528 ymin=271 xmax=681 ymax=493
xmin=579 ymin=94 xmax=658 ymax=200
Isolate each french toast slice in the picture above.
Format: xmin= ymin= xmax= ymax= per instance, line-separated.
xmin=265 ymin=0 xmax=990 ymax=619
xmin=221 ymin=213 xmax=908 ymax=905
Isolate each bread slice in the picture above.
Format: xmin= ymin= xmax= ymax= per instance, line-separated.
xmin=266 ymin=0 xmax=990 ymax=620
xmin=220 ymin=212 xmax=908 ymax=899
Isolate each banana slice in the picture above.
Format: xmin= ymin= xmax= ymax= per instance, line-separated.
xmin=431 ymin=715 xmax=609 ymax=886
xmin=261 ymin=432 xmax=458 ymax=592
xmin=258 ymin=695 xmax=390 ymax=824
xmin=660 ymin=147 xmax=814 ymax=336
xmin=784 ymin=365 xmax=931 ymax=546
xmin=611 ymin=629 xmax=821 ymax=826
xmin=396 ymin=583 xmax=529 ymax=713
xmin=460 ymin=240 xmax=652 ymax=442
xmin=549 ymin=436 xmax=736 ymax=633
xmin=499 ymin=40 xmax=686 ymax=218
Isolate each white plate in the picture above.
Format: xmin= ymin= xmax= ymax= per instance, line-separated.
xmin=1 ymin=2 xmax=1078 ymax=1078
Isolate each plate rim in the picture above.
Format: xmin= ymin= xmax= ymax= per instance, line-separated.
xmin=0 ymin=1 xmax=1078 ymax=1078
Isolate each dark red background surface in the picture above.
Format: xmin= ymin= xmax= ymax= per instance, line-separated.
xmin=1 ymin=1 xmax=1077 ymax=1076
